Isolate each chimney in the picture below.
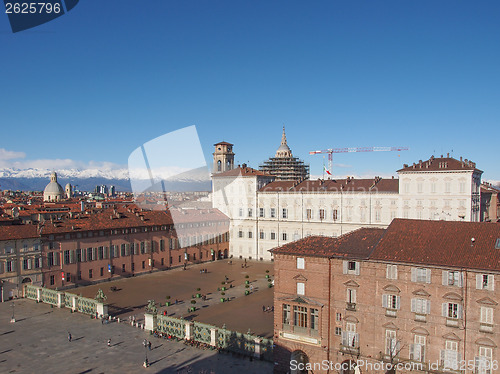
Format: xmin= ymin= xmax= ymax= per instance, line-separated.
xmin=460 ymin=156 xmax=463 ymax=162
xmin=447 ymin=152 xmax=450 ymax=158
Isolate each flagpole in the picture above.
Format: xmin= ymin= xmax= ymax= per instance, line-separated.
xmin=322 ymin=156 xmax=325 ymax=180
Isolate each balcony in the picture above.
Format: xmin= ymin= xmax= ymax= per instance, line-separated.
xmin=346 ymin=302 xmax=356 ymax=311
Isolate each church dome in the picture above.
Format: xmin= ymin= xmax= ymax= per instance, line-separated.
xmin=43 ymin=172 xmax=64 ymax=202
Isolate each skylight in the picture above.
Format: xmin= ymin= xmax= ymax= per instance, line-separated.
xmin=496 ymin=238 xmax=500 ymax=249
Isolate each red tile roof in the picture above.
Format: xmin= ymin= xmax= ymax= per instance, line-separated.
xmin=213 ymin=166 xmax=271 ymax=178
xmin=398 ymin=155 xmax=482 ymax=173
xmin=0 ymin=225 xmax=39 ymax=241
xmin=270 ymin=228 xmax=385 ymax=259
xmin=371 ymin=219 xmax=500 ymax=272
xmin=259 ymin=177 xmax=398 ymax=193
xmin=214 ymin=141 xmax=233 ymax=146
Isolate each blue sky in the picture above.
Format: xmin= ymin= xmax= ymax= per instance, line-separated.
xmin=0 ymin=0 xmax=499 ymax=181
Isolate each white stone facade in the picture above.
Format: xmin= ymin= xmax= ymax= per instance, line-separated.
xmin=212 ymin=156 xmax=483 ymax=261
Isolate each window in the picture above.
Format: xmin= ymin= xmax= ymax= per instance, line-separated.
xmin=66 ymin=273 xmax=71 ymax=282
xmin=270 ymin=208 xmax=276 ymax=218
xmin=445 ymin=182 xmax=451 ymax=193
xmin=319 ymin=209 xmax=325 ymax=220
xmin=142 ymin=261 xmax=145 ymax=269
xmin=496 ymin=238 xmax=500 ymax=249
xmin=248 ymin=231 xmax=253 ymax=239
xmin=238 ymin=208 xmax=243 ymax=217
xmin=282 ymin=304 xmax=291 ymax=325
xmin=410 ymin=335 xmax=426 ymax=362
xmin=476 ymin=274 xmax=495 ymax=291
xmin=442 ymin=302 xmax=462 ymax=319
xmin=64 ymin=250 xmax=70 ymax=265
xmin=443 ymin=270 xmax=463 ymax=287
xmin=343 ymin=260 xmax=360 ymax=275
xmin=293 ymin=306 xmax=307 ymax=328
xmin=411 ymin=298 xmax=430 ymax=315
xmin=347 ymin=288 xmax=356 ymax=305
xmin=411 ymin=267 xmax=431 ymax=283
xmin=100 ymin=267 xmax=104 ymax=276
xmin=77 ymin=271 xmax=81 ymax=280
xmin=48 ymin=252 xmax=54 ymax=266
xmin=98 ymin=246 xmax=104 ymax=259
xmin=259 ymin=208 xmax=265 ymax=218
xmin=248 ymin=208 xmax=253 ymax=217
xmin=131 ymin=263 xmax=135 ymax=271
xmin=259 ymin=230 xmax=265 ymax=239
xmin=238 ymin=230 xmax=243 ymax=238
xmin=332 ymin=209 xmax=338 ymax=221
xmin=476 ymin=347 xmax=493 ymax=374
xmin=342 ymin=322 xmax=358 ymax=348
xmin=50 ymin=275 xmax=55 ymax=285
xmin=160 ymin=240 xmax=165 ymax=251
xmin=76 ymin=249 xmax=82 ymax=263
xmin=282 ymin=208 xmax=288 ymax=219
xmin=122 ymin=264 xmax=126 ymax=272
xmin=282 ymin=232 xmax=287 ymax=241
xmin=297 ymin=282 xmax=305 ymax=295
xmin=336 ymin=313 xmax=342 ymax=322
xmin=480 ymin=307 xmax=493 ymax=325
xmin=383 ymin=294 xmax=400 ymax=310
xmin=386 ymin=265 xmax=398 ymax=280
xmin=385 ymin=330 xmax=399 ymax=357
xmin=297 ymin=257 xmax=305 ymax=269
xmin=335 ymin=327 xmax=342 ymax=336
xmin=23 ymin=259 xmax=29 ymax=270
xmin=270 ymin=231 xmax=276 ymax=240
xmin=306 ymin=209 xmax=312 ymax=220
xmin=89 ymin=269 xmax=93 ymax=279
xmin=310 ymin=309 xmax=319 ymax=330
xmin=441 ymin=341 xmax=459 ymax=370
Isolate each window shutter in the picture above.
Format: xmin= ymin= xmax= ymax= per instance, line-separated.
xmin=352 ymin=289 xmax=357 ymax=303
xmin=411 ymin=267 xmax=417 ymax=282
xmin=440 ymin=350 xmax=445 ymax=365
xmin=411 ymin=298 xmax=416 ymax=313
xmin=457 ymin=272 xmax=463 ymax=288
xmin=355 ymin=262 xmax=360 ymax=276
xmin=386 ymin=265 xmax=391 ymax=279
xmin=442 ymin=271 xmax=449 ymax=286
xmin=396 ymin=296 xmax=401 ymax=310
xmin=343 ymin=261 xmax=348 ymax=274
xmin=426 ymin=269 xmax=431 ymax=283
xmin=125 ymin=244 xmax=130 ymax=256
xmin=393 ymin=265 xmax=398 ymax=280
xmin=442 ymin=303 xmax=448 ymax=317
xmin=458 ymin=304 xmax=463 ymax=319
xmin=0 ymin=261 xmax=3 ymax=273
xmin=93 ymin=248 xmax=97 ymax=261
xmin=382 ymin=294 xmax=388 ymax=308
xmin=27 ymin=258 xmax=32 ymax=270
xmin=39 ymin=256 xmax=43 ymax=268
xmin=69 ymin=250 xmax=75 ymax=264
xmin=104 ymin=247 xmax=109 ymax=259
xmin=410 ymin=344 xmax=415 ymax=360
xmin=476 ymin=274 xmax=482 ymax=289
xmin=12 ymin=260 xmax=16 ymax=271
xmin=489 ymin=275 xmax=495 ymax=291
xmin=426 ymin=300 xmax=431 ymax=314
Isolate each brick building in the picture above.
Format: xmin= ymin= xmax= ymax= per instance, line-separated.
xmin=272 ymin=219 xmax=500 ymax=374
xmin=1 ymin=205 xmax=229 ymax=292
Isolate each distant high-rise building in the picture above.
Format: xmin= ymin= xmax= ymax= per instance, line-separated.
xmin=109 ymin=185 xmax=116 ymax=197
xmin=259 ymin=126 xmax=309 ymax=181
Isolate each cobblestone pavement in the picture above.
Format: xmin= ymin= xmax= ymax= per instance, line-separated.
xmin=0 ymin=299 xmax=274 ymax=374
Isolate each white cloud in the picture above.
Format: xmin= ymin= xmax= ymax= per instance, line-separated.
xmin=0 ymin=148 xmax=26 ymax=161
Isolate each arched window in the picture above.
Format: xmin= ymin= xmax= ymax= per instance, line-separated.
xmin=217 ymin=160 xmax=222 ymax=171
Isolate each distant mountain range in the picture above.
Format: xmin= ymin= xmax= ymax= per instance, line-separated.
xmin=0 ymin=168 xmax=212 ymax=192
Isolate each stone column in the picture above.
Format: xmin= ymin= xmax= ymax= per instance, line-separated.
xmin=210 ymin=328 xmax=217 ymax=347
xmin=96 ymin=302 xmax=108 ymax=318
xmin=36 ymin=287 xmax=42 ymax=302
xmin=185 ymin=321 xmax=194 ymax=340
xmin=72 ymin=296 xmax=77 ymax=312
xmin=56 ymin=292 xmax=64 ymax=308
xmin=144 ymin=313 xmax=157 ymax=331
xmin=254 ymin=337 xmax=262 ymax=359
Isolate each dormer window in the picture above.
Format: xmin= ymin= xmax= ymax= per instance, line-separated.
xmin=343 ymin=260 xmax=360 ymax=275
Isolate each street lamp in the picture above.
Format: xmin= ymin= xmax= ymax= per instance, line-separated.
xmin=143 ymin=342 xmax=149 ymax=368
xmin=10 ymin=302 xmax=15 ymax=323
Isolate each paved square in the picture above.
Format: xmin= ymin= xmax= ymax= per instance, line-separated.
xmin=0 ymin=299 xmax=274 ymax=374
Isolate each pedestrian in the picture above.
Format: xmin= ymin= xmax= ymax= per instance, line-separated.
xmin=148 ymin=340 xmax=152 ymax=350
xmin=143 ymin=339 xmax=148 ymax=348
xmin=250 ymin=285 xmax=253 ymax=292
xmin=107 ymin=338 xmax=111 ymax=347
xmin=68 ymin=332 xmax=72 ymax=342
xmin=262 ymin=305 xmax=265 ymax=312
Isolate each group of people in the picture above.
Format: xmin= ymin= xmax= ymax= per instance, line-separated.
xmin=262 ymin=305 xmax=274 ymax=312
xmin=199 ymin=268 xmax=208 ymax=274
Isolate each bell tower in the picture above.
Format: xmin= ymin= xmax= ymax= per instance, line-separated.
xmin=213 ymin=141 xmax=235 ymax=173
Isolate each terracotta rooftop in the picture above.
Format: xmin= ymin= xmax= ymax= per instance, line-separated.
xmin=0 ymin=224 xmax=39 ymax=241
xmin=259 ymin=177 xmax=398 ymax=193
xmin=370 ymin=219 xmax=500 ymax=272
xmin=213 ymin=166 xmax=271 ymax=178
xmin=398 ymin=155 xmax=482 ymax=173
xmin=214 ymin=141 xmax=233 ymax=146
xmin=270 ymin=227 xmax=385 ymax=259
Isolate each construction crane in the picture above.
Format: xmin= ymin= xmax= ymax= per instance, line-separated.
xmin=309 ymin=146 xmax=409 ymax=176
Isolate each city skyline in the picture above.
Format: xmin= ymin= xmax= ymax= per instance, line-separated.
xmin=1 ymin=1 xmax=499 ymax=182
